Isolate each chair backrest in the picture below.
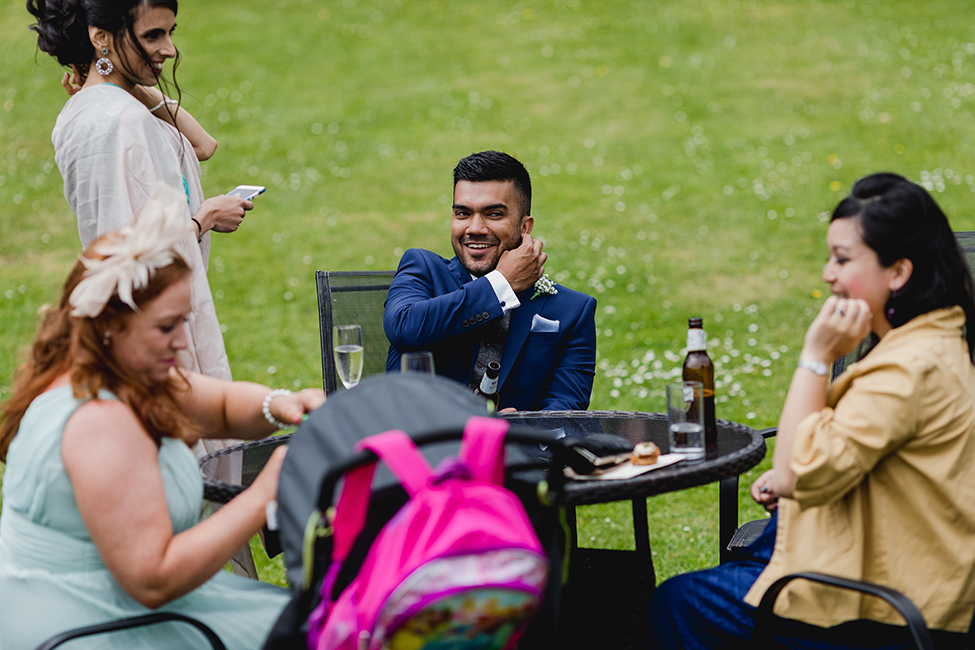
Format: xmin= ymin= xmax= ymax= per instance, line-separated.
xmin=957 ymin=231 xmax=975 ymax=269
xmin=316 ymin=270 xmax=396 ymax=394
xmin=830 ymin=231 xmax=975 ymax=379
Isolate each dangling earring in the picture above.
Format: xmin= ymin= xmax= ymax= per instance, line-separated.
xmin=94 ymin=47 xmax=113 ymax=76
xmin=103 ymin=331 xmax=111 ymax=346
xmin=885 ymin=286 xmax=906 ymax=325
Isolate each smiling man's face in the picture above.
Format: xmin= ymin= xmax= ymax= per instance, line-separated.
xmin=450 ymin=180 xmax=533 ymax=277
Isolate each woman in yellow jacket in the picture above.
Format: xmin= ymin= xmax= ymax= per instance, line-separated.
xmin=650 ymin=173 xmax=975 ymax=649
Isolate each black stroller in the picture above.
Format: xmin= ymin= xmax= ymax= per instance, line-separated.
xmin=262 ymin=373 xmax=565 ymax=649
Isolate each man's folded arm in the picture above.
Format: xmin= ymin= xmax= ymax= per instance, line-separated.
xmin=539 ymin=295 xmax=597 ymax=411
xmin=383 ymin=250 xmax=504 ymax=348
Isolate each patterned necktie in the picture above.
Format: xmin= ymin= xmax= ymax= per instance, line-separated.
xmin=468 ymin=310 xmax=513 ymax=392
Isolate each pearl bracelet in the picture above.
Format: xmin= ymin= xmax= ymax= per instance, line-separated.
xmin=148 ymin=98 xmax=179 ymax=112
xmin=262 ymin=388 xmax=295 ymax=429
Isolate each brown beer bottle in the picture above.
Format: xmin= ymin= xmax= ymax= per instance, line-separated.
xmin=474 ymin=361 xmax=501 ymax=411
xmin=683 ymin=317 xmax=717 ymax=450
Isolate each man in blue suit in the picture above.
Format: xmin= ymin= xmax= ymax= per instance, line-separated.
xmin=384 ymin=151 xmax=596 ymax=411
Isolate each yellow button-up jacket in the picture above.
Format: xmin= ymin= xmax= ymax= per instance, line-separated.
xmin=745 ymin=307 xmax=975 ymax=632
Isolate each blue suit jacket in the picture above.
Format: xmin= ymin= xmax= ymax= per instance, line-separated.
xmin=384 ymin=248 xmax=597 ymax=411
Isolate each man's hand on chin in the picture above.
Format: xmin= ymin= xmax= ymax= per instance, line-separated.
xmin=496 ymin=234 xmax=547 ymax=293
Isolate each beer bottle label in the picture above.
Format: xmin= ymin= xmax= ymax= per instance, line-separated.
xmin=479 ymin=375 xmax=499 ymax=395
xmin=687 ymin=329 xmax=707 ymax=351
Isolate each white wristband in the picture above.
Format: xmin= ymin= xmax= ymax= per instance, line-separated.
xmin=797 ymin=359 xmax=829 ymax=377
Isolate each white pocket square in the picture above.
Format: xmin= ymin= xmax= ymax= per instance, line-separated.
xmin=531 ymin=314 xmax=560 ymax=333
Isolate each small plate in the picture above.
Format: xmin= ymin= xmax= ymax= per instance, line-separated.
xmin=564 ymin=453 xmax=684 ymax=480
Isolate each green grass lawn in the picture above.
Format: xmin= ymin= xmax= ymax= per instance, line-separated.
xmin=3 ymin=0 xmax=975 ymax=586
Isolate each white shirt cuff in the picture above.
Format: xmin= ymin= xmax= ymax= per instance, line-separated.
xmin=484 ymin=270 xmax=520 ymax=312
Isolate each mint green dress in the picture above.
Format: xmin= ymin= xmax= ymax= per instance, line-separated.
xmin=0 ymin=387 xmax=289 ymax=649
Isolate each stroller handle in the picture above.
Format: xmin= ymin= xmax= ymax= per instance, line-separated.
xmin=314 ymin=424 xmax=563 ymax=511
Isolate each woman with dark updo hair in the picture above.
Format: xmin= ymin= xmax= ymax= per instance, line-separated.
xmin=649 ymin=173 xmax=975 ymax=649
xmin=26 ymin=0 xmax=251 ymax=385
xmin=27 ymin=0 xmax=260 ymax=496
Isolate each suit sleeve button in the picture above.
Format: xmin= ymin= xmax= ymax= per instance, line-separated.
xmin=482 ymin=311 xmax=490 ymax=319
xmin=462 ymin=319 xmax=469 ymax=327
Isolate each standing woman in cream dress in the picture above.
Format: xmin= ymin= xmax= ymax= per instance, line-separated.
xmin=27 ymin=0 xmax=249 ymax=448
xmin=28 ymin=0 xmax=260 ymax=572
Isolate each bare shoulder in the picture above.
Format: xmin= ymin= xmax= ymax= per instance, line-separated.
xmin=67 ymin=397 xmax=138 ymax=431
xmin=62 ymin=398 xmax=156 ymax=468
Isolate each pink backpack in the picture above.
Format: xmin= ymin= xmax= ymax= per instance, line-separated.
xmin=306 ymin=416 xmax=549 ymax=650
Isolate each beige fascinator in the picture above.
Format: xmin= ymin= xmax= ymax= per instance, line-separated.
xmin=69 ymin=183 xmax=194 ymax=318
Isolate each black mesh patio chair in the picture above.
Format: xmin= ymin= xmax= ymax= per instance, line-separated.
xmin=316 ymin=270 xmax=395 ymax=394
xmin=34 ymin=613 xmax=226 ymax=650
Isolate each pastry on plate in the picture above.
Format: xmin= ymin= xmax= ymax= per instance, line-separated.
xmin=631 ymin=441 xmax=661 ymax=466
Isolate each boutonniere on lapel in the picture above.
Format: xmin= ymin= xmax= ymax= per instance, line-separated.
xmin=531 ymin=274 xmax=558 ymax=301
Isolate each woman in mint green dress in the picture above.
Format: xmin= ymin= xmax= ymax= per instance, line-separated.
xmin=0 ymin=184 xmax=325 ymax=648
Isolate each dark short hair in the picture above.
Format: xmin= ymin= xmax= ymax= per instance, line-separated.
xmin=453 ymin=151 xmax=532 ymax=216
xmin=831 ymin=172 xmax=975 ymax=361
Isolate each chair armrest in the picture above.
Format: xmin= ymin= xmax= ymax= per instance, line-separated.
xmin=726 ymin=518 xmax=769 ymax=552
xmin=752 ymin=571 xmax=935 ymax=650
xmin=719 ymin=426 xmax=775 ymax=564
xmin=35 ymin=613 xmax=226 ymax=650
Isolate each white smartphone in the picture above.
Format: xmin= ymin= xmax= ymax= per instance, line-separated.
xmin=227 ymin=185 xmax=266 ymax=201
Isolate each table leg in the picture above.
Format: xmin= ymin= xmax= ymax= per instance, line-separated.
xmin=631 ymin=497 xmax=652 ymax=566
xmin=565 ymin=504 xmax=579 ymax=549
xmin=565 ymin=500 xmax=654 ymax=574
xmin=556 ymin=500 xmax=656 ymax=649
xmin=719 ymin=475 xmax=739 ymax=564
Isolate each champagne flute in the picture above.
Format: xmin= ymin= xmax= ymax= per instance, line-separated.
xmin=333 ymin=325 xmax=363 ymax=389
xmin=401 ymin=351 xmax=435 ymax=375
